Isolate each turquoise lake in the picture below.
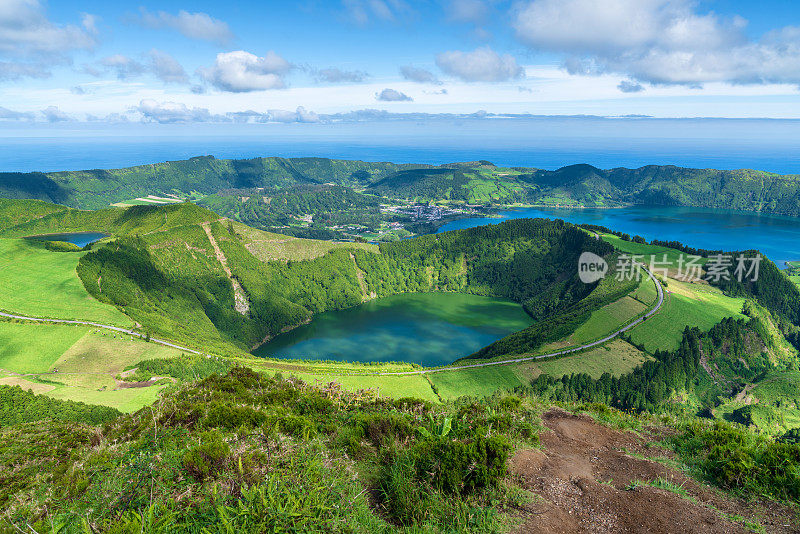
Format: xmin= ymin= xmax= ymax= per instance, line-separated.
xmin=252 ymin=292 xmax=532 ymax=366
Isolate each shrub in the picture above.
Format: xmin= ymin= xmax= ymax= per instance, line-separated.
xmin=413 ymin=434 xmax=511 ymax=496
xmin=673 ymin=421 xmax=800 ymax=501
xmin=264 ymin=414 xmax=316 ymax=439
xmin=357 ymin=412 xmax=413 ymax=447
xmin=182 ymin=431 xmax=230 ymax=481
xmin=203 ymin=402 xmax=266 ymax=430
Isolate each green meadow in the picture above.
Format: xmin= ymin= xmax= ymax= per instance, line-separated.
xmin=0 ymin=323 xmax=182 ymax=412
xmin=0 ymin=238 xmax=132 ymax=326
xmin=629 ymin=280 xmax=746 ymax=352
xmin=0 ymin=322 xmax=89 ymax=374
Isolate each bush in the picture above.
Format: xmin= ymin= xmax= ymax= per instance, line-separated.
xmin=673 ymin=421 xmax=800 ymax=501
xmin=413 ymin=434 xmax=511 ymax=496
xmin=379 ymin=432 xmax=510 ymax=524
xmin=182 ymin=431 xmax=230 ymax=481
xmin=357 ymin=412 xmax=413 ymax=447
xmin=203 ymin=402 xmax=267 ymax=430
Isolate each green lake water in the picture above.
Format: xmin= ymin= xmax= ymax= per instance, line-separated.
xmin=252 ymin=292 xmax=532 ymax=367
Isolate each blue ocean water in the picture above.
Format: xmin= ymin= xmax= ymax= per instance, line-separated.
xmin=3 ymin=117 xmax=800 ymax=173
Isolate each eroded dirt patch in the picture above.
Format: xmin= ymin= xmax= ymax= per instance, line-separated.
xmin=511 ymin=408 xmax=798 ymax=534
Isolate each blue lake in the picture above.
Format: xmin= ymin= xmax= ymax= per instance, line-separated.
xmin=26 ymin=232 xmax=108 ymax=248
xmin=438 ymin=206 xmax=800 ymax=267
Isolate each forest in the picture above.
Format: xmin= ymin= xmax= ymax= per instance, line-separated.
xmin=199 ymin=184 xmax=386 ymax=234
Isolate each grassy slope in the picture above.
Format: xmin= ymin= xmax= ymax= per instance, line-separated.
xmin=600 ymin=233 xmax=747 ymax=353
xmin=715 ymin=370 xmax=800 ymax=434
xmin=0 ymin=239 xmax=132 ymax=326
xmin=630 ymin=280 xmax=746 ymax=352
xmin=233 ymin=221 xmax=377 ymax=261
xmin=0 ymin=200 xmax=218 ymax=239
xmin=0 ymin=322 xmax=89 ymax=374
xmin=0 ymin=322 xmax=182 ymax=412
xmin=431 ymin=339 xmax=650 ymax=401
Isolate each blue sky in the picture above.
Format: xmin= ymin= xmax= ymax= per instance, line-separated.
xmin=2 ymin=0 xmax=800 ymax=127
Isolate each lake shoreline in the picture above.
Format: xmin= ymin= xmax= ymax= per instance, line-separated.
xmin=251 ymin=291 xmax=532 ymax=367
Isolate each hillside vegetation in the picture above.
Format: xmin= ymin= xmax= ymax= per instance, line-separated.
xmin=75 ymin=212 xmax=611 ymax=354
xmin=3 ymin=157 xmax=800 ymax=218
xmin=2 ymin=367 xmax=799 ymax=533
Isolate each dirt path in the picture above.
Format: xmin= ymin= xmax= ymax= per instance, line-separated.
xmin=510 ymin=409 xmax=797 ymax=534
xmin=201 ymin=222 xmax=250 ymax=316
xmin=349 ymin=252 xmax=374 ymax=302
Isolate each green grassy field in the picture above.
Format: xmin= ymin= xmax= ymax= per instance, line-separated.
xmin=429 ymin=339 xmax=649 ymax=401
xmin=569 ymin=296 xmax=647 ymax=344
xmin=0 ymin=324 xmax=183 ymax=412
xmin=629 ymin=280 xmax=746 ymax=352
xmin=46 ymin=383 xmax=169 ymax=413
xmin=601 ymin=234 xmax=698 ymax=265
xmin=52 ymin=330 xmax=183 ymax=374
xmin=537 ymin=339 xmax=651 ymax=378
xmin=751 ymin=370 xmax=800 ymax=405
xmin=0 ymin=238 xmax=132 ymax=326
xmin=0 ymin=322 xmax=89 ymax=374
xmin=715 ymin=370 xmax=800 ymax=434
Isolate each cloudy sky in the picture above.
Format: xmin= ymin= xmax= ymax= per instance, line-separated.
xmin=3 ymin=0 xmax=800 ymax=125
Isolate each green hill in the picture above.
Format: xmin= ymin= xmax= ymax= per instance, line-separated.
xmin=0 ymin=199 xmax=219 ymax=238
xmin=2 ymin=156 xmax=800 ymax=217
xmin=75 ymin=213 xmax=611 ymax=354
xmin=0 ymin=156 xmax=428 ymax=209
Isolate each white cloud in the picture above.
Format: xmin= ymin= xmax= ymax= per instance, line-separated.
xmin=135 ymin=99 xmax=224 ymax=123
xmin=198 ymin=50 xmax=291 ymax=92
xmin=313 ymin=67 xmax=367 ymax=83
xmin=136 ymin=8 xmax=233 ymax=45
xmin=513 ymin=0 xmax=800 ymax=86
xmin=446 ymin=0 xmax=488 ymax=25
xmin=0 ymin=106 xmax=34 ymax=120
xmin=400 ymin=65 xmax=440 ymax=84
xmin=618 ymin=80 xmax=644 ymax=93
xmin=99 ymin=54 xmax=146 ymax=80
xmin=265 ymin=106 xmax=321 ymax=123
xmin=0 ymin=61 xmax=49 ymax=80
xmin=0 ymin=0 xmax=96 ymax=81
xmin=41 ymin=106 xmax=72 ymax=122
xmin=148 ymin=49 xmax=188 ymax=84
xmin=376 ymin=88 xmax=413 ymax=101
xmin=90 ymin=51 xmax=188 ymax=84
xmin=436 ymin=47 xmax=524 ymax=82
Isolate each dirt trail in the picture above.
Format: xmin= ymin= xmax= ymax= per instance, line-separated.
xmin=201 ymin=222 xmax=250 ymax=316
xmin=511 ymin=409 xmax=798 ymax=534
xmin=349 ymin=252 xmax=375 ymax=301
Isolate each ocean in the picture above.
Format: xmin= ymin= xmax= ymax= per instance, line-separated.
xmin=3 ymin=117 xmax=800 ymax=173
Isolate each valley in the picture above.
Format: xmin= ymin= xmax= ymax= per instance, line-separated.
xmin=1 ymin=157 xmax=800 ymax=532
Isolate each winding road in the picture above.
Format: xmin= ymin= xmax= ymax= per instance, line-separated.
xmin=0 ymin=311 xmax=204 ymax=355
xmin=0 ymin=264 xmax=663 ymax=377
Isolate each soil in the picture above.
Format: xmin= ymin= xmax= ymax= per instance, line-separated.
xmin=510 ymin=408 xmax=799 ymax=534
